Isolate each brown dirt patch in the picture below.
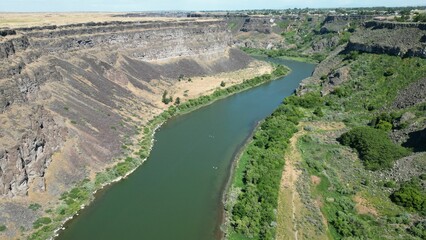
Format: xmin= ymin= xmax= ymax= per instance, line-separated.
xmin=311 ymin=175 xmax=321 ymax=185
xmin=354 ymin=195 xmax=379 ymax=217
xmin=276 ymin=122 xmax=345 ymax=240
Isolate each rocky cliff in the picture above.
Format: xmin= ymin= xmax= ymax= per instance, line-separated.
xmin=347 ymin=21 xmax=426 ymax=58
xmin=0 ymin=19 xmax=256 ymax=200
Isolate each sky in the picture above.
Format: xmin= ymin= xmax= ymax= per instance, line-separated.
xmin=0 ymin=0 xmax=425 ymax=12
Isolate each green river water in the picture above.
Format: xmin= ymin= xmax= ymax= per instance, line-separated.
xmin=57 ymin=58 xmax=315 ymax=240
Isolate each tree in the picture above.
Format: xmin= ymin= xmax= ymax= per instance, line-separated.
xmin=220 ymin=81 xmax=226 ymax=87
xmin=162 ymin=90 xmax=173 ymax=104
xmin=175 ymin=97 xmax=181 ymax=105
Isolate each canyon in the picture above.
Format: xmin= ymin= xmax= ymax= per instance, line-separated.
xmin=1 ymin=10 xmax=426 ymax=239
xmin=0 ymin=16 xmax=272 ymax=237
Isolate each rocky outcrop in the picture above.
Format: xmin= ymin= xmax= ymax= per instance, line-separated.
xmin=393 ymin=77 xmax=426 ymax=108
xmin=240 ymin=17 xmax=274 ymax=34
xmin=297 ymin=45 xmax=346 ymax=95
xmin=0 ymin=35 xmax=30 ymax=59
xmin=0 ymin=19 xmax=253 ymax=198
xmin=320 ymin=15 xmax=372 ymax=34
xmin=346 ymin=21 xmax=426 ymax=58
xmin=320 ymin=66 xmax=350 ymax=95
xmin=310 ymin=36 xmax=340 ymax=53
xmin=0 ymin=107 xmax=66 ymax=196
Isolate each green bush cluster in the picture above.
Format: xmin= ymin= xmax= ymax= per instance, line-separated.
xmin=414 ymin=13 xmax=426 ymax=22
xmin=369 ymin=112 xmax=401 ymax=131
xmin=162 ymin=90 xmax=173 ymax=104
xmin=230 ymin=103 xmax=302 ymax=239
xmin=409 ymin=221 xmax=426 ymax=239
xmin=29 ymin=203 xmax=42 ymax=211
xmin=240 ymin=47 xmax=324 ymax=63
xmin=0 ymin=225 xmax=6 ymax=232
xmin=33 ymin=217 xmax=52 ymax=229
xmin=390 ymin=178 xmax=426 ymax=214
xmin=331 ymin=209 xmax=371 ymax=238
xmin=284 ymin=92 xmax=323 ymax=109
xmin=327 ymin=54 xmax=426 ymax=114
xmin=338 ymin=127 xmax=410 ymax=170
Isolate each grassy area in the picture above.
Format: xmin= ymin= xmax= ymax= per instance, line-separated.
xmin=295 ymin=53 xmax=426 ymax=239
xmin=240 ymin=47 xmax=324 ymax=64
xmin=28 ymin=64 xmax=290 ymax=240
xmin=298 ymin=125 xmax=424 ymax=239
xmin=226 ymin=52 xmax=426 ymax=240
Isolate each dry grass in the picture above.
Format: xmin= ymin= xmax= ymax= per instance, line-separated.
xmin=276 ymin=126 xmax=305 ymax=240
xmin=276 ymin=122 xmax=345 ymax=240
xmin=0 ymin=12 xmax=208 ymax=28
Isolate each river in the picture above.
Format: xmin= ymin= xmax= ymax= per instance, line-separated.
xmin=57 ymin=58 xmax=315 ymax=240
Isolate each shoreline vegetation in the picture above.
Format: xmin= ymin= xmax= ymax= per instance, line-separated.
xmin=223 ymin=86 xmax=305 ymax=240
xmin=225 ymin=52 xmax=426 ymax=240
xmin=240 ymin=47 xmax=325 ymax=64
xmin=28 ymin=63 xmax=290 ymax=240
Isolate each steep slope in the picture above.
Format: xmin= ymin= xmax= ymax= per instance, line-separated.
xmin=226 ymin=19 xmax=426 ymax=240
xmin=0 ymin=18 xmax=273 ymax=238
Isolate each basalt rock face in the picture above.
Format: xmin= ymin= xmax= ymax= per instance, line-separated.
xmin=320 ymin=15 xmax=372 ymax=34
xmin=347 ymin=21 xmax=426 ymax=58
xmin=0 ymin=19 xmax=252 ymax=197
xmin=0 ymin=106 xmax=66 ymax=196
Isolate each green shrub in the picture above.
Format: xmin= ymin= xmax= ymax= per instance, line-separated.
xmin=0 ymin=225 xmax=6 ymax=232
xmin=174 ymin=97 xmax=181 ymax=105
xmin=33 ymin=217 xmax=52 ymax=229
xmin=338 ymin=127 xmax=410 ymax=170
xmin=313 ymin=107 xmax=324 ymax=117
xmin=162 ymin=90 xmax=173 ymax=104
xmin=376 ymin=120 xmax=393 ymax=131
xmin=332 ymin=87 xmax=349 ymax=98
xmin=331 ymin=211 xmax=371 ymax=238
xmin=29 ymin=203 xmax=42 ymax=211
xmin=284 ymin=92 xmax=323 ymax=109
xmin=384 ymin=180 xmax=397 ymax=188
xmin=409 ymin=221 xmax=426 ymax=239
xmin=390 ymin=179 xmax=426 ymax=214
xmin=369 ymin=112 xmax=400 ymax=130
xmin=414 ymin=13 xmax=426 ymax=22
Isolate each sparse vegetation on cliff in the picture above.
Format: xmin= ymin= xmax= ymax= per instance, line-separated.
xmin=28 ymin=64 xmax=289 ymax=240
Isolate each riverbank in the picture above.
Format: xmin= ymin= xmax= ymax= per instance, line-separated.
xmin=223 ymin=58 xmax=317 ymax=240
xmin=27 ymin=63 xmax=290 ymax=240
xmin=225 ymin=52 xmax=426 ymax=240
xmin=240 ymin=47 xmax=322 ymax=64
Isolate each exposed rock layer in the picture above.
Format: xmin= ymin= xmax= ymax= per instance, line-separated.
xmin=347 ymin=21 xmax=426 ymax=58
xmin=0 ymin=19 xmax=252 ymax=198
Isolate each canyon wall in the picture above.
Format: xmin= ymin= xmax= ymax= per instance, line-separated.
xmin=0 ymin=19 xmax=254 ymax=199
xmin=347 ymin=21 xmax=426 ymax=58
